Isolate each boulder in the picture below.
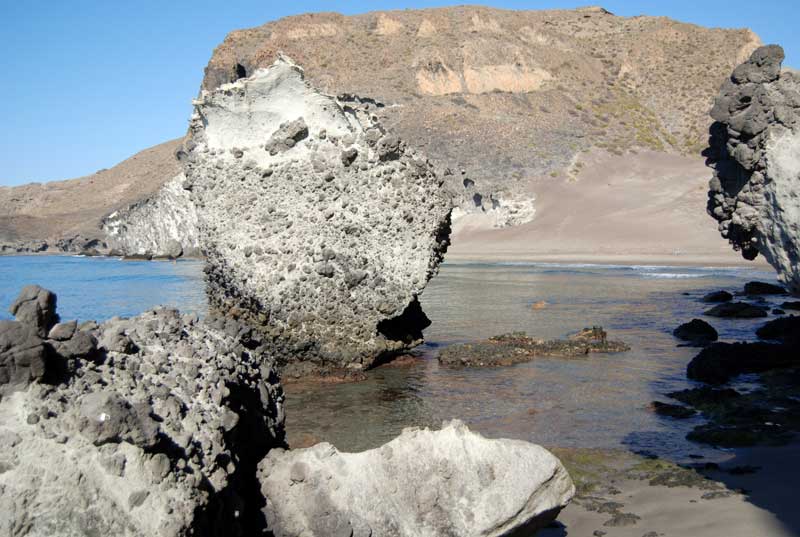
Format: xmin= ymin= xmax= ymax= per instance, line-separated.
xmin=259 ymin=420 xmax=574 ymax=537
xmin=704 ymin=301 xmax=768 ymax=318
xmin=756 ymin=316 xmax=800 ymax=343
xmin=8 ymin=285 xmax=58 ymax=336
xmin=781 ymin=301 xmax=800 ymax=311
xmin=0 ymin=320 xmax=47 ymax=395
xmin=673 ymin=319 xmax=718 ymax=345
xmin=743 ymin=281 xmax=787 ymax=295
xmin=706 ymin=45 xmax=800 ymax=294
xmin=182 ymin=55 xmax=452 ymax=374
xmin=687 ymin=341 xmax=800 ymax=384
xmin=701 ymin=290 xmax=733 ymax=303
xmin=0 ymin=291 xmax=286 ymax=537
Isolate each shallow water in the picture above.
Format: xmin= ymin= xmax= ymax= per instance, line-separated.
xmin=0 ymin=255 xmax=206 ymax=322
xmin=0 ymin=255 xmax=785 ymax=460
xmin=285 ymin=262 xmax=785 ymax=461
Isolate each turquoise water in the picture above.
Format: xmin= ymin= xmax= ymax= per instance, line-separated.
xmin=0 ymin=255 xmax=785 ymax=460
xmin=0 ymin=255 xmax=206 ymax=323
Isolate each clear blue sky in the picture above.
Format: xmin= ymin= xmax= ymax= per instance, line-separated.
xmin=1 ymin=1 xmax=797 ymax=186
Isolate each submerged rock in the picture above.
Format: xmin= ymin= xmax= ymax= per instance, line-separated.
xmin=259 ymin=420 xmax=575 ymax=537
xmin=0 ymin=287 xmax=286 ymax=536
xmin=706 ymin=45 xmax=800 ymax=294
xmin=649 ymin=401 xmax=696 ymax=419
xmin=438 ymin=327 xmax=629 ymax=367
xmin=703 ymin=301 xmax=768 ymax=318
xmin=182 ymin=55 xmax=452 ymax=374
xmin=673 ymin=319 xmax=718 ymax=345
xmin=701 ymin=290 xmax=733 ymax=303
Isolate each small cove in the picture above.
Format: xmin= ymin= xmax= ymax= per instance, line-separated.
xmin=0 ymin=255 xmax=782 ymax=461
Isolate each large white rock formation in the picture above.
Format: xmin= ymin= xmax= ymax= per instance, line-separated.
xmin=706 ymin=45 xmax=800 ymax=294
xmin=259 ymin=420 xmax=575 ymax=537
xmin=181 ymin=55 xmax=452 ymax=373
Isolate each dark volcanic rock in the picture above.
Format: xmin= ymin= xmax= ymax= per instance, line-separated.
xmin=743 ymin=281 xmax=787 ymax=295
xmin=704 ymin=302 xmax=768 ymax=318
xmin=0 ymin=320 xmax=47 ymax=395
xmin=686 ymin=341 xmax=800 ymax=384
xmin=650 ymin=401 xmax=696 ymax=419
xmin=781 ymin=301 xmax=800 ymax=311
xmin=673 ymin=319 xmax=718 ymax=345
xmin=8 ymin=284 xmax=58 ymax=336
xmin=702 ymin=290 xmax=733 ymax=303
xmin=0 ymin=287 xmax=287 ymax=536
xmin=756 ymin=316 xmax=800 ymax=343
xmin=438 ymin=327 xmax=629 ymax=367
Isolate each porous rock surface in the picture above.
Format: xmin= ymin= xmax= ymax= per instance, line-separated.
xmin=706 ymin=45 xmax=800 ymax=294
xmin=259 ymin=420 xmax=575 ymax=537
xmin=181 ymin=55 xmax=452 ymax=373
xmin=0 ymin=287 xmax=286 ymax=536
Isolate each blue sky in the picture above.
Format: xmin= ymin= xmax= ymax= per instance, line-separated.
xmin=1 ymin=0 xmax=797 ymax=186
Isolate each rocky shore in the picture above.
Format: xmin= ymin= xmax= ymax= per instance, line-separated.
xmin=0 ymin=286 xmax=576 ymax=536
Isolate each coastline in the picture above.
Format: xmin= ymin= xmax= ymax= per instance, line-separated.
xmin=1 ymin=250 xmax=774 ymax=271
xmin=444 ymin=251 xmax=774 ymax=269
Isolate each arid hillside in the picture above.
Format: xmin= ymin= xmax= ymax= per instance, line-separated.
xmin=0 ymin=6 xmax=763 ymax=260
xmin=0 ymin=139 xmax=181 ymax=252
xmin=204 ymin=5 xmax=760 ymax=227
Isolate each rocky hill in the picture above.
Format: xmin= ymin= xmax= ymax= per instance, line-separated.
xmin=204 ymin=6 xmax=759 ymax=228
xmin=0 ymin=6 xmax=763 ymax=261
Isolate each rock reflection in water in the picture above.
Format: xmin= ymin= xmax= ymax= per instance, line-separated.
xmin=285 ymin=262 xmax=782 ymax=459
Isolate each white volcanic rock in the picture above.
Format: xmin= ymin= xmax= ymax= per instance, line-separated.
xmin=706 ymin=45 xmax=800 ymax=294
xmin=259 ymin=420 xmax=575 ymax=537
xmin=102 ymin=173 xmax=200 ymax=258
xmin=0 ymin=288 xmax=286 ymax=537
xmin=181 ymin=55 xmax=452 ymax=373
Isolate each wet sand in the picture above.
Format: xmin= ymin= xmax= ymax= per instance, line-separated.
xmin=540 ymin=443 xmax=800 ymax=537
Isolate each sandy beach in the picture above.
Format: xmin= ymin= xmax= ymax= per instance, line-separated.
xmin=539 ymin=443 xmax=800 ymax=537
xmin=448 ymin=150 xmax=772 ymax=270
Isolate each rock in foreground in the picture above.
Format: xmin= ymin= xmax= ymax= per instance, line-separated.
xmin=182 ymin=55 xmax=452 ymax=374
xmin=0 ymin=287 xmax=286 ymax=536
xmin=706 ymin=45 xmax=800 ymax=294
xmin=687 ymin=341 xmax=800 ymax=384
xmin=259 ymin=420 xmax=575 ymax=537
xmin=438 ymin=327 xmax=629 ymax=367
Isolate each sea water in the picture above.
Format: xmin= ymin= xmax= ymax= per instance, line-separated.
xmin=0 ymin=255 xmax=782 ymax=459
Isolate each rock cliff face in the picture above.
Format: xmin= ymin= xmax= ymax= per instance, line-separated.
xmin=706 ymin=45 xmax=800 ymax=294
xmin=102 ymin=173 xmax=200 ymax=257
xmin=259 ymin=420 xmax=575 ymax=537
xmin=182 ymin=56 xmax=452 ymax=373
xmin=0 ymin=286 xmax=286 ymax=536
